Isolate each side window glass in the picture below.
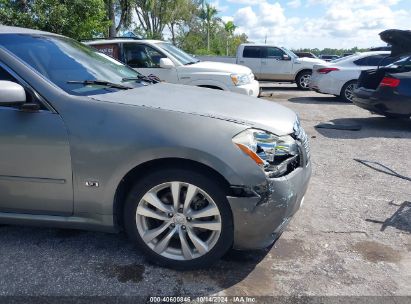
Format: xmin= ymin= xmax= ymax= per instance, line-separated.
xmin=145 ymin=46 xmax=166 ymax=67
xmin=366 ymin=55 xmax=385 ymax=66
xmin=243 ymin=46 xmax=261 ymax=58
xmin=355 ymin=55 xmax=387 ymax=66
xmin=264 ymin=47 xmax=285 ymax=59
xmin=123 ymin=44 xmax=165 ymax=68
xmin=0 ymin=66 xmax=17 ymax=83
xmin=353 ymin=57 xmax=368 ymax=66
xmin=93 ymin=44 xmax=119 ymax=59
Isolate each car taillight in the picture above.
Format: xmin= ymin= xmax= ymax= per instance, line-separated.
xmin=317 ymin=68 xmax=339 ymax=74
xmin=379 ymin=77 xmax=400 ymax=88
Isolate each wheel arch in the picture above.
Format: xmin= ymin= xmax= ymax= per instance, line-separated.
xmin=340 ymin=79 xmax=357 ymax=96
xmin=113 ymin=158 xmax=232 ymax=230
xmin=197 ymin=85 xmax=224 ymax=90
xmin=294 ymin=68 xmax=312 ymax=82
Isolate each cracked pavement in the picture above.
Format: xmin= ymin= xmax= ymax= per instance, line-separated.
xmin=0 ymin=84 xmax=410 ymax=298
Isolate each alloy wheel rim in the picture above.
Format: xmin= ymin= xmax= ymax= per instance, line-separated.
xmin=300 ymin=74 xmax=311 ymax=88
xmin=136 ymin=182 xmax=222 ymax=261
xmin=345 ymin=84 xmax=355 ymax=101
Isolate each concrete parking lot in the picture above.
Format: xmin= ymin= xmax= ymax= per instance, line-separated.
xmin=0 ymin=84 xmax=410 ymax=299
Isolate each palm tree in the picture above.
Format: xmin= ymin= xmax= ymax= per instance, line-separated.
xmin=199 ymin=3 xmax=218 ymax=52
xmin=224 ymin=21 xmax=236 ymax=56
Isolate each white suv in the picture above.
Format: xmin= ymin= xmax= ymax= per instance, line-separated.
xmin=85 ymin=38 xmax=260 ymax=97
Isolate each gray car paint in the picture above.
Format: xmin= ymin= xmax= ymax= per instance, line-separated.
xmin=0 ymin=27 xmax=311 ymax=249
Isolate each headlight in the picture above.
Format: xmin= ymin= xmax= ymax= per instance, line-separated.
xmin=230 ymin=73 xmax=251 ymax=86
xmin=233 ymin=129 xmax=299 ymax=169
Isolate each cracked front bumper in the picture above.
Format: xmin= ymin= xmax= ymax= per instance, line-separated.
xmin=227 ymin=162 xmax=312 ymax=250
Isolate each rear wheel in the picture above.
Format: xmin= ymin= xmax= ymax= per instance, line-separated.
xmin=340 ymin=80 xmax=357 ymax=103
xmin=296 ymin=70 xmax=312 ymax=90
xmin=123 ymin=168 xmax=233 ymax=270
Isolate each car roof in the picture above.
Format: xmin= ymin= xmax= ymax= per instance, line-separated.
xmin=350 ymin=51 xmax=390 ymax=58
xmin=86 ymin=39 xmax=163 ymax=45
xmin=0 ymin=25 xmax=61 ymax=37
xmin=240 ymin=43 xmax=281 ymax=47
xmin=331 ymin=51 xmax=391 ymax=64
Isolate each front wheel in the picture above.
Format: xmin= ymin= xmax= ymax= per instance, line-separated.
xmin=123 ymin=168 xmax=233 ymax=270
xmin=296 ymin=71 xmax=312 ymax=90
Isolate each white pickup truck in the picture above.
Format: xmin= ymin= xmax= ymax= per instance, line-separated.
xmin=85 ymin=38 xmax=260 ymax=97
xmin=199 ymin=44 xmax=326 ymax=89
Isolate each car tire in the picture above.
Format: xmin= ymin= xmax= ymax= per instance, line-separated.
xmin=340 ymin=80 xmax=357 ymax=103
xmin=123 ymin=168 xmax=234 ymax=270
xmin=296 ymin=70 xmax=312 ymax=90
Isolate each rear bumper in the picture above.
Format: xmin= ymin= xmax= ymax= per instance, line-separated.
xmin=309 ymin=74 xmax=342 ymax=96
xmin=231 ymin=80 xmax=260 ymax=97
xmin=353 ymin=87 xmax=377 ymax=112
xmin=227 ymin=162 xmax=312 ymax=250
xmin=353 ymin=87 xmax=411 ymax=115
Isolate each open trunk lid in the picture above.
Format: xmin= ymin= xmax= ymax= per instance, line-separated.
xmin=380 ymin=29 xmax=411 ymax=57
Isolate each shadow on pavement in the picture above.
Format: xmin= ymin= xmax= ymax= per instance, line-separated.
xmin=0 ymin=225 xmax=269 ymax=296
xmin=288 ymin=96 xmax=349 ymax=105
xmin=315 ymin=117 xmax=411 ymax=139
xmin=366 ymin=201 xmax=411 ymax=234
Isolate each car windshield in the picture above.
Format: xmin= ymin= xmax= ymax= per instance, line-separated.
xmin=157 ymin=42 xmax=200 ymax=65
xmin=0 ymin=34 xmax=146 ymax=96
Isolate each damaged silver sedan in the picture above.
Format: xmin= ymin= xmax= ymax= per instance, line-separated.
xmin=0 ymin=26 xmax=311 ymax=269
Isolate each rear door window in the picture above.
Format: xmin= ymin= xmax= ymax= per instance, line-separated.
xmin=243 ymin=46 xmax=262 ymax=58
xmin=92 ymin=43 xmax=120 ymax=60
xmin=354 ymin=55 xmax=390 ymax=66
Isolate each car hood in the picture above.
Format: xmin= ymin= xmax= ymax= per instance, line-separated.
xmin=186 ymin=61 xmax=252 ymax=74
xmin=380 ymin=29 xmax=411 ymax=57
xmin=91 ymin=83 xmax=297 ymax=136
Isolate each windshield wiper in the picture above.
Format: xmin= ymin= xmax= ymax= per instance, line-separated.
xmin=185 ymin=60 xmax=200 ymax=65
xmin=122 ymin=74 xmax=160 ymax=84
xmin=67 ymin=80 xmax=132 ymax=90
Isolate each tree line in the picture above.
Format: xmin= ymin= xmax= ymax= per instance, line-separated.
xmin=0 ymin=0 xmax=247 ymax=56
xmin=0 ymin=1 xmax=373 ymax=57
xmin=293 ymin=47 xmax=369 ymax=57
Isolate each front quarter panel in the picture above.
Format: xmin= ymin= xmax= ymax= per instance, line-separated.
xmin=56 ymin=97 xmax=267 ymax=216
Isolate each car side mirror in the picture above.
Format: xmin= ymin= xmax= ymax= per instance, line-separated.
xmin=0 ymin=81 xmax=26 ymax=106
xmin=282 ymin=54 xmax=291 ymax=61
xmin=159 ymin=58 xmax=175 ymax=69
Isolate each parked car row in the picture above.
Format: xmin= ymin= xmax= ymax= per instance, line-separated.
xmin=309 ymin=29 xmax=411 ymax=118
xmin=85 ymin=38 xmax=260 ymax=97
xmin=353 ymin=29 xmax=411 ymax=118
xmin=309 ymin=51 xmax=393 ymax=102
xmin=197 ymin=44 xmax=326 ymax=90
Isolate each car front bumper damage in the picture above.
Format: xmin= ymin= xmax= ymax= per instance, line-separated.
xmin=227 ymin=161 xmax=312 ymax=250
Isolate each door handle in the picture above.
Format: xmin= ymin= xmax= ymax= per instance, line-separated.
xmin=239 ymin=60 xmax=245 ymax=63
xmin=261 ymin=61 xmax=267 ymax=65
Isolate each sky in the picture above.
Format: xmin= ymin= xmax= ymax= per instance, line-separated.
xmin=209 ymin=0 xmax=410 ymax=49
